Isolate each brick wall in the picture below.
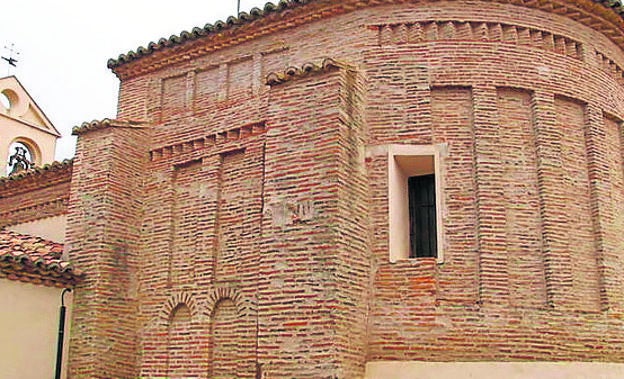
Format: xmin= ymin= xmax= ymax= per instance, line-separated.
xmin=0 ymin=162 xmax=71 ymax=228
xmin=66 ymin=126 xmax=148 ymax=378
xmin=137 ymin=129 xmax=265 ymax=378
xmin=259 ymin=71 xmax=343 ymax=377
xmin=257 ymin=68 xmax=370 ymax=378
xmin=68 ymin=0 xmax=624 ymax=377
xmin=365 ymin=30 xmax=624 ymax=357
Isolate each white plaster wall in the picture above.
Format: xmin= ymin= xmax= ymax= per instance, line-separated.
xmin=0 ymin=116 xmax=57 ymax=176
xmin=9 ymin=215 xmax=67 ymax=243
xmin=365 ymin=361 xmax=624 ymax=379
xmin=0 ymin=76 xmax=58 ymax=177
xmin=0 ymin=279 xmax=71 ymax=379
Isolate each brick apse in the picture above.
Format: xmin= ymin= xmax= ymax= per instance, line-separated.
xmin=65 ymin=0 xmax=624 ymax=378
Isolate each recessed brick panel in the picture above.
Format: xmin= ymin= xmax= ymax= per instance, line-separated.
xmin=600 ymin=115 xmax=624 ymax=311
xmin=262 ymin=49 xmax=289 ymax=78
xmin=167 ymin=304 xmax=195 ymax=378
xmin=227 ymin=58 xmax=254 ymax=100
xmin=555 ymin=97 xmax=601 ymax=312
xmin=211 ymin=299 xmax=240 ymax=377
xmin=171 ymin=160 xmax=202 ymax=286
xmin=194 ymin=67 xmax=220 ymax=112
xmin=431 ymin=87 xmax=479 ymax=305
xmin=215 ymin=149 xmax=248 ymax=279
xmin=497 ymin=88 xmax=547 ymax=309
xmin=161 ymin=74 xmax=187 ymax=120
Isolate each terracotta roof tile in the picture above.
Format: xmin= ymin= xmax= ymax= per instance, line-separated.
xmin=107 ymin=0 xmax=309 ymax=70
xmin=107 ymin=0 xmax=624 ymax=75
xmin=0 ymin=159 xmax=73 ymax=187
xmin=72 ymin=118 xmax=147 ymax=136
xmin=0 ymin=229 xmax=82 ymax=287
xmin=265 ymin=58 xmax=344 ymax=85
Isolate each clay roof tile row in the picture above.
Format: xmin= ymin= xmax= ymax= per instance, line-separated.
xmin=0 ymin=159 xmax=73 ymax=187
xmin=0 ymin=229 xmax=82 ymax=288
xmin=107 ymin=0 xmax=311 ymax=70
xmin=71 ymin=118 xmax=146 ymax=136
xmin=265 ymin=58 xmax=343 ymax=85
xmin=106 ymin=0 xmax=624 ymax=73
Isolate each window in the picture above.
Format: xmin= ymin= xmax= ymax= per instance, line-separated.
xmin=388 ymin=144 xmax=446 ymax=263
xmin=408 ymin=174 xmax=437 ymax=258
xmin=0 ymin=89 xmax=19 ymax=112
xmin=0 ymin=91 xmax=11 ymax=109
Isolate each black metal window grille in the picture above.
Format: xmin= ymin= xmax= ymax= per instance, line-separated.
xmin=408 ymin=173 xmax=437 ymax=258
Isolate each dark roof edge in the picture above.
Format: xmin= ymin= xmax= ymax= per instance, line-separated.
xmin=0 ymin=258 xmax=83 ymax=288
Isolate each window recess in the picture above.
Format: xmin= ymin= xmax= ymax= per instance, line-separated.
xmin=388 ymin=144 xmax=446 ymax=263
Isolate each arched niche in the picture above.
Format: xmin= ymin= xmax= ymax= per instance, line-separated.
xmin=169 ymin=303 xmax=192 ymax=323
xmin=6 ymin=138 xmax=42 ymax=174
xmin=166 ymin=303 xmax=194 ymax=378
xmin=210 ymin=298 xmax=239 ymax=379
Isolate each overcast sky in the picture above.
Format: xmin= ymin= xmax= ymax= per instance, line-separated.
xmin=1 ymin=0 xmax=269 ymax=161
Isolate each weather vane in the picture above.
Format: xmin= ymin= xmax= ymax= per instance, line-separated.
xmin=237 ymin=0 xmax=241 ymax=15
xmin=2 ymin=43 xmax=19 ymax=75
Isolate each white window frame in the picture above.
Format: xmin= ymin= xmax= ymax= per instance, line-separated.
xmin=388 ymin=144 xmax=446 ymax=263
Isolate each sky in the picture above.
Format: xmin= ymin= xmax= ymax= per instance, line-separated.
xmin=1 ymin=0 xmax=269 ymax=161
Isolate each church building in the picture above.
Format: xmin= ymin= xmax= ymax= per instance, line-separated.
xmin=5 ymin=0 xmax=624 ymax=378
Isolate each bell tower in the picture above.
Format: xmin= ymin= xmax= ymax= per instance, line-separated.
xmin=0 ymin=75 xmax=60 ymax=176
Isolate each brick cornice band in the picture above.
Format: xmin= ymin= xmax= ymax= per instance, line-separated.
xmin=0 ymin=159 xmax=72 ymax=195
xmin=108 ymin=0 xmax=624 ymax=80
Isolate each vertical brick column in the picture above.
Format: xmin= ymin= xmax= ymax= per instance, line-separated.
xmin=258 ymin=67 xmax=370 ymax=378
xmin=194 ymin=154 xmax=221 ymax=287
xmin=586 ymin=106 xmax=624 ymax=312
xmin=66 ymin=121 xmax=149 ymax=378
xmin=531 ymin=91 xmax=572 ymax=309
xmin=472 ymin=85 xmax=508 ymax=306
xmin=332 ymin=69 xmax=370 ymax=378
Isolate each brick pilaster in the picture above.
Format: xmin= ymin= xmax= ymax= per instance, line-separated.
xmin=586 ymin=106 xmax=624 ymax=312
xmin=259 ymin=67 xmax=370 ymax=378
xmin=472 ymin=85 xmax=508 ymax=306
xmin=66 ymin=124 xmax=149 ymax=378
xmin=531 ymin=90 xmax=572 ymax=309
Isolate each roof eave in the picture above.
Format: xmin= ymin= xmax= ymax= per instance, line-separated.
xmin=107 ymin=0 xmax=624 ymax=80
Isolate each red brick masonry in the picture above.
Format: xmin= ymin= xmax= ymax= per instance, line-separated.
xmin=0 ymin=160 xmax=72 ymax=228
xmin=65 ymin=0 xmax=624 ymax=378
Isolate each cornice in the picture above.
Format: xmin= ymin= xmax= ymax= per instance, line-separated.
xmin=265 ymin=58 xmax=344 ymax=85
xmin=0 ymin=198 xmax=68 ymax=228
xmin=108 ymin=0 xmax=624 ymax=80
xmin=0 ymin=113 xmax=61 ymax=138
xmin=71 ymin=118 xmax=147 ymax=136
xmin=150 ymin=121 xmax=267 ymax=162
xmin=0 ymin=159 xmax=73 ymax=198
